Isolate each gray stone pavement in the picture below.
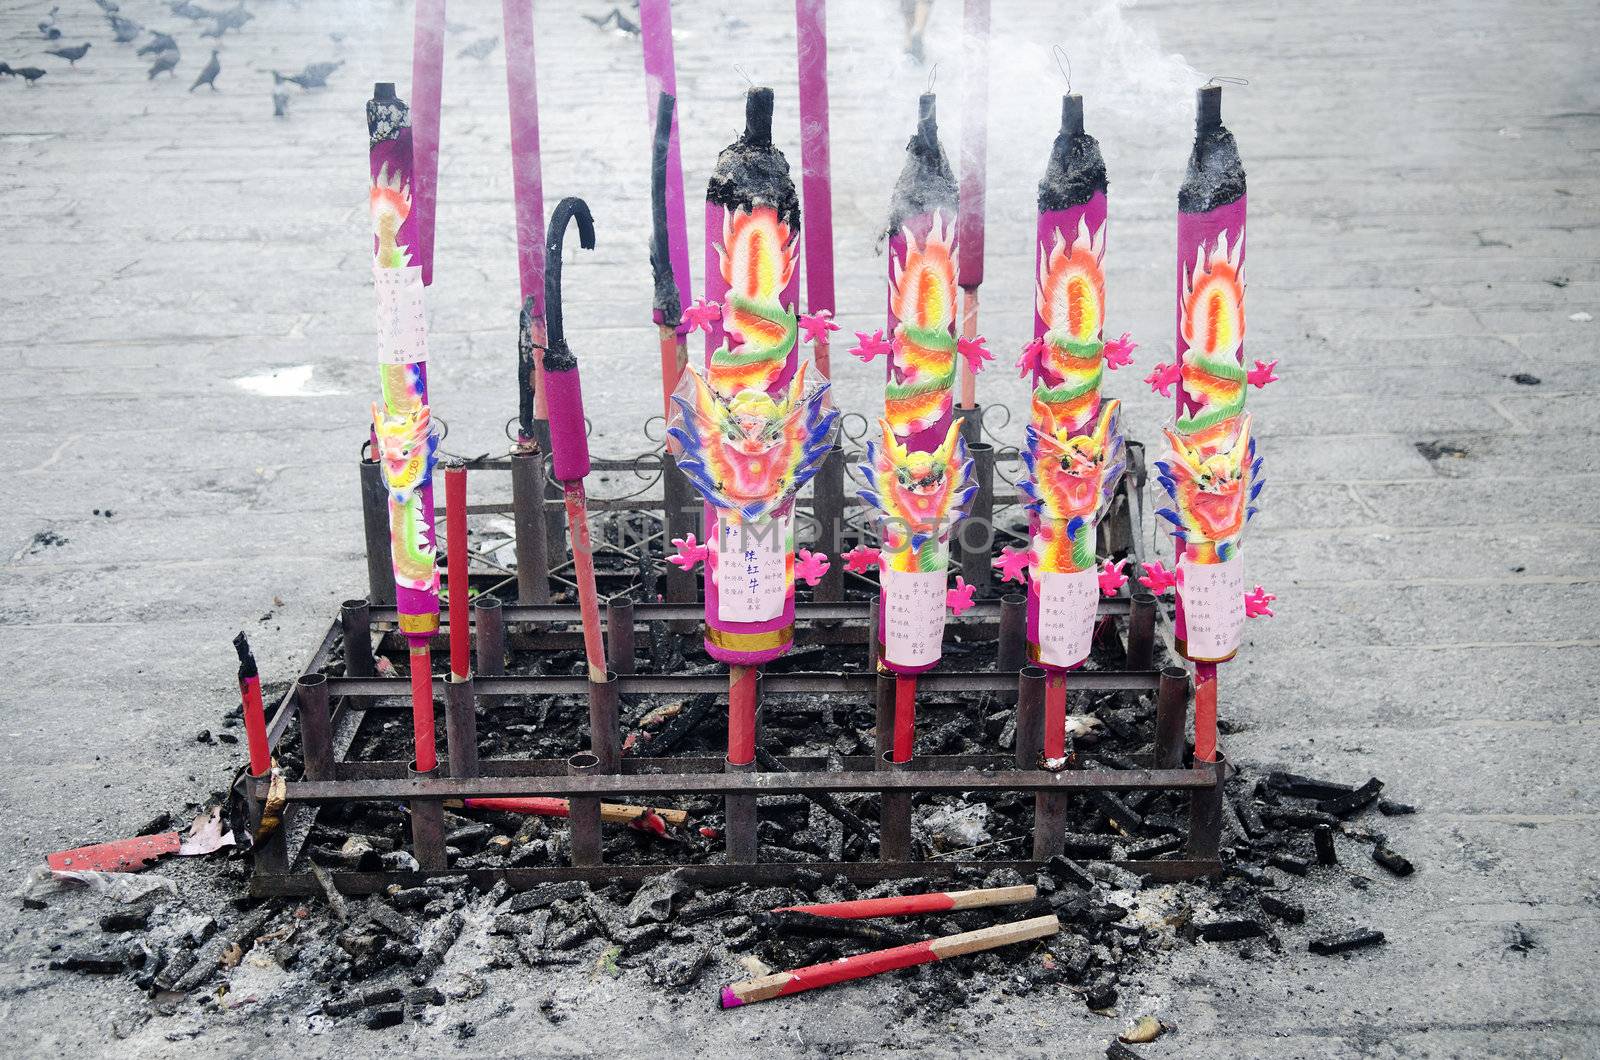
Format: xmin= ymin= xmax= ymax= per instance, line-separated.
xmin=1 ymin=0 xmax=1597 ymax=1055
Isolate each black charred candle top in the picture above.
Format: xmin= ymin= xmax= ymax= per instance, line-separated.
xmin=651 ymin=92 xmax=683 ymax=325
xmin=706 ymin=87 xmax=800 ymax=231
xmin=888 ymin=93 xmax=959 ymax=235
xmin=367 ymin=81 xmax=410 ymax=147
xmin=232 ymin=631 xmax=258 ymax=680
xmin=1038 ymin=94 xmax=1107 ymax=211
xmin=542 ymin=197 xmax=596 ymax=373
xmin=1179 ymin=84 xmax=1246 ymax=213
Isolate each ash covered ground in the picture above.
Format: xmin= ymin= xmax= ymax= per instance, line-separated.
xmin=3 ymin=0 xmax=1598 ymax=1056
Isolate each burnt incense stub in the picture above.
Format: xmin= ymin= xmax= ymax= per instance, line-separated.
xmin=888 ymin=93 xmax=959 ymax=235
xmin=366 ymin=82 xmax=410 ymax=146
xmin=1038 ymin=94 xmax=1108 ymax=212
xmin=1178 ymin=85 xmax=1246 ymax=213
xmin=706 ymin=87 xmax=800 ymax=231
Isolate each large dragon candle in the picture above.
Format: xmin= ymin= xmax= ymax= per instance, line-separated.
xmin=1151 ymin=84 xmax=1271 ymax=765
xmin=368 ymin=82 xmax=441 ymax=772
xmin=1158 ymin=84 xmax=1264 ymax=666
xmin=668 ymin=87 xmax=836 ymax=671
xmin=855 ymin=93 xmax=979 ymax=694
xmin=1013 ymin=93 xmax=1132 ymax=677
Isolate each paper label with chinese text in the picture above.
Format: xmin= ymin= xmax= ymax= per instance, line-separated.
xmin=715 ymin=513 xmax=789 ymax=622
xmin=880 ymin=567 xmax=947 ymax=669
xmin=374 ymin=265 xmax=429 ymax=365
xmin=1180 ymin=555 xmax=1245 ymax=660
xmin=1036 ymin=566 xmax=1098 ymax=669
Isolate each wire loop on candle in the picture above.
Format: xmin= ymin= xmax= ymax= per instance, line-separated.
xmin=1204 ymin=75 xmax=1251 ymax=87
xmin=733 ymin=64 xmax=756 ymax=88
xmin=1052 ymin=45 xmax=1072 ymax=92
xmin=926 ymin=61 xmax=939 ymax=93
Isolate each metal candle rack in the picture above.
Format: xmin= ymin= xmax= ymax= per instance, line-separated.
xmin=250 ymin=424 xmax=1227 ymax=898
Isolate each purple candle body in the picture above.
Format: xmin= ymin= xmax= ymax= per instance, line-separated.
xmin=640 ymin=0 xmax=694 ymax=327
xmin=1025 ymin=94 xmax=1112 ymax=668
xmin=410 ymin=0 xmax=445 ymax=287
xmin=368 ymin=85 xmax=440 ymax=638
xmin=697 ymin=88 xmax=807 ymax=666
xmin=1170 ymin=85 xmax=1250 ymax=661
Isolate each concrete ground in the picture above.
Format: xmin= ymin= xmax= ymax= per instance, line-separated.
xmin=2 ymin=0 xmax=1597 ymax=1056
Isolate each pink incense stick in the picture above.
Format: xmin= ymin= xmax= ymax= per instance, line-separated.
xmin=639 ymin=0 xmax=693 ymax=325
xmin=542 ymin=197 xmax=607 ymax=682
xmin=410 ymin=0 xmax=445 ymax=287
xmin=501 ymin=0 xmax=548 ymax=429
xmin=955 ymin=0 xmax=990 ymax=409
xmin=795 ymin=0 xmax=835 ymax=381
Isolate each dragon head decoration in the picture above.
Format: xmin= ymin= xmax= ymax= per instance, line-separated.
xmin=371 ymin=401 xmax=437 ymax=505
xmin=1021 ymin=397 xmax=1125 ymax=572
xmin=859 ymin=420 xmax=976 ymax=571
xmin=668 ymin=363 xmax=836 ymax=523
xmin=1154 ymin=415 xmax=1263 ymax=563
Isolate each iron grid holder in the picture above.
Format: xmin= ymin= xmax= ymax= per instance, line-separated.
xmin=249 ymin=432 xmax=1226 ymax=898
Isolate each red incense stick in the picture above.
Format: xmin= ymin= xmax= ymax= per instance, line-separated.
xmin=729 ymin=664 xmax=759 ymax=766
xmin=233 ymin=632 xmax=270 ymax=776
xmin=461 ymin=796 xmax=688 ymax=828
xmin=1044 ymin=670 xmax=1068 ymax=761
xmin=892 ymin=675 xmax=918 ymax=763
xmin=445 ymin=463 xmax=470 ymax=679
xmin=721 ymin=914 xmax=1059 ymax=1007
xmin=776 ymin=884 xmax=1035 ymax=919
xmin=409 ymin=645 xmax=437 ymax=772
xmin=564 ymin=484 xmax=607 ymax=682
xmin=1194 ymin=661 xmax=1218 ymax=763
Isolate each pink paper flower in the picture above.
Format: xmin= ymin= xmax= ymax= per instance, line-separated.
xmin=992 ymin=545 xmax=1034 ymax=584
xmin=957 ymin=335 xmax=993 ymax=374
xmin=1244 ymin=585 xmax=1276 ymax=618
xmin=946 ymin=576 xmax=976 ymax=616
xmin=1144 ymin=361 xmax=1182 ymax=398
xmin=849 ymin=329 xmax=893 ymax=364
xmin=1103 ymin=332 xmax=1137 ymax=369
xmin=682 ymin=298 xmax=723 ymax=334
xmin=1016 ymin=338 xmax=1048 ymax=379
xmin=794 ymin=549 xmax=831 ymax=587
xmin=843 ymin=544 xmax=881 ymax=573
xmin=667 ymin=533 xmax=708 ymax=572
xmin=1098 ymin=558 xmax=1128 ymax=597
xmin=798 ymin=310 xmax=841 ymax=345
xmin=1138 ymin=559 xmax=1178 ymax=594
xmin=1247 ymin=358 xmax=1280 ymax=389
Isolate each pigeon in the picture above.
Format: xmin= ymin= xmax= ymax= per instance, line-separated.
xmin=457 ymin=36 xmax=498 ymax=60
xmin=139 ymin=31 xmax=178 ymax=56
xmin=271 ymin=61 xmax=339 ymax=90
xmin=582 ymin=7 xmax=639 ymax=35
xmin=171 ymin=2 xmax=218 ymax=21
xmin=108 ymin=14 xmax=142 ymax=43
xmin=7 ymin=66 xmax=48 ymax=85
xmin=95 ymin=0 xmax=120 ymax=11
xmin=271 ymin=87 xmax=288 ymax=117
xmin=300 ymin=59 xmax=341 ymax=81
xmin=147 ymin=50 xmax=179 ymax=78
xmin=190 ymin=48 xmax=219 ymax=90
xmin=38 ymin=7 xmax=61 ymax=39
xmin=45 ymin=42 xmax=91 ymax=66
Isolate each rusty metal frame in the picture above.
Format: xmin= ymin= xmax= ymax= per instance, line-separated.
xmin=252 ymin=433 xmax=1222 ymax=898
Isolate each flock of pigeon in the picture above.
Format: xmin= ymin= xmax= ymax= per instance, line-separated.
xmin=2 ymin=0 xmax=343 ymax=116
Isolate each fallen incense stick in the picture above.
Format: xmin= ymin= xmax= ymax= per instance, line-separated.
xmin=719 ymin=913 xmax=1059 ymax=1008
xmin=452 ymin=796 xmax=687 ymax=828
xmin=775 ymin=884 xmax=1035 ymax=919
